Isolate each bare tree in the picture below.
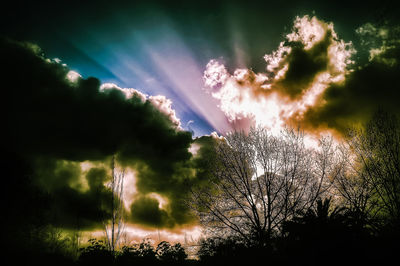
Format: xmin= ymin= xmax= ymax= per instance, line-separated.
xmin=334 ymin=110 xmax=400 ymax=229
xmin=189 ymin=127 xmax=338 ymax=245
xmin=103 ymin=155 xmax=125 ymax=255
xmin=333 ymin=144 xmax=379 ymax=228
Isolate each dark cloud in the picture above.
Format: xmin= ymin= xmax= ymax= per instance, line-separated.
xmin=300 ymin=25 xmax=400 ymax=133
xmin=2 ymin=153 xmax=52 ymax=250
xmin=3 ymin=38 xmax=191 ymax=162
xmin=130 ymin=195 xmax=173 ymax=228
xmin=127 ymin=135 xmax=217 ymax=228
xmin=40 ymin=162 xmax=113 ymax=230
xmin=276 ymin=31 xmax=331 ymax=99
xmin=2 ymin=37 xmax=209 ymax=230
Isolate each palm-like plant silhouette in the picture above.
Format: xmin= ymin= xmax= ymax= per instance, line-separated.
xmin=284 ymin=198 xmax=347 ymax=237
xmin=282 ymin=198 xmax=356 ymax=264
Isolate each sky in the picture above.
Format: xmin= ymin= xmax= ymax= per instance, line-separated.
xmin=4 ymin=0 xmax=399 ymax=136
xmin=2 ymin=0 xmax=400 ymax=243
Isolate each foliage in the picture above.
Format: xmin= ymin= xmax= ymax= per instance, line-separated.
xmin=78 ymin=239 xmax=113 ymax=266
xmin=283 ymin=198 xmax=349 ymax=239
xmin=115 ymin=239 xmax=189 ymax=265
xmin=115 ymin=239 xmax=157 ymax=265
xmin=156 ymin=241 xmax=187 ymax=262
xmin=197 ymin=236 xmax=248 ymax=262
xmin=335 ymin=110 xmax=400 ymax=231
xmin=281 ymin=198 xmax=376 ymax=265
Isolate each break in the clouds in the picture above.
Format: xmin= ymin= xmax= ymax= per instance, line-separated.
xmin=2 ymin=37 xmax=215 ymax=230
xmin=203 ymin=15 xmax=356 ymax=134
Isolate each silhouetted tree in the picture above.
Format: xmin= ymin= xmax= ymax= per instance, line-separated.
xmin=103 ymin=155 xmax=125 ymax=256
xmin=78 ymin=239 xmax=113 ymax=266
xmin=190 ymin=127 xmax=338 ymax=246
xmin=335 ymin=110 xmax=400 ymax=231
xmin=116 ymin=239 xmax=158 ymax=265
xmin=197 ymin=236 xmax=248 ymax=263
xmin=282 ymin=198 xmax=362 ymax=265
xmin=283 ymin=198 xmax=347 ymax=238
xmin=156 ymin=241 xmax=187 ymax=263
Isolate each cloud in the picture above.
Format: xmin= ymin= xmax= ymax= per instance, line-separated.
xmin=100 ymin=83 xmax=182 ymax=129
xmin=203 ymin=16 xmax=400 ymax=136
xmin=300 ymin=22 xmax=400 ymax=133
xmin=203 ymin=15 xmax=355 ymax=135
xmin=356 ymin=22 xmax=400 ymax=66
xmin=126 ymin=135 xmax=217 ymax=229
xmin=130 ymin=195 xmax=173 ymax=228
xmin=2 ymin=37 xmax=211 ymax=230
xmin=100 ymin=82 xmax=148 ymax=102
xmin=148 ymin=95 xmax=182 ymax=129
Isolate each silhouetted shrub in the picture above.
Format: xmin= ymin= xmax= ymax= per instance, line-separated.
xmin=156 ymin=241 xmax=187 ymax=263
xmin=115 ymin=239 xmax=157 ymax=265
xmin=78 ymin=239 xmax=113 ymax=266
xmin=197 ymin=236 xmax=247 ymax=262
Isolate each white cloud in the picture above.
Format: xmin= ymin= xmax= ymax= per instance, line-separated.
xmin=264 ymin=42 xmax=291 ymax=74
xmin=66 ymin=70 xmax=82 ymax=83
xmin=100 ymin=82 xmax=148 ymax=101
xmin=287 ymin=15 xmax=327 ymax=49
xmin=203 ymin=59 xmax=230 ymax=91
xmin=100 ymin=82 xmax=182 ymax=129
xmin=149 ymin=95 xmax=181 ymax=129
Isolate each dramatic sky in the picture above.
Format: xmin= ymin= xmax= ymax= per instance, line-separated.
xmin=2 ymin=0 xmax=400 ymax=241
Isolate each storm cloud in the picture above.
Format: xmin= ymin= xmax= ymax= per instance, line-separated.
xmin=300 ymin=22 xmax=400 ymax=133
xmin=2 ymin=38 xmax=212 ymax=230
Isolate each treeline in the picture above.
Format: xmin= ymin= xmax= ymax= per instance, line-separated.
xmin=196 ymin=199 xmax=398 ymax=266
xmin=78 ymin=239 xmax=188 ymax=266
xmin=5 ymin=198 xmax=398 ymax=266
xmin=5 ymin=232 xmax=189 ymax=266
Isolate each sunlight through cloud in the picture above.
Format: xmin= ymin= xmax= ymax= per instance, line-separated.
xmin=203 ymin=15 xmax=356 ymax=135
